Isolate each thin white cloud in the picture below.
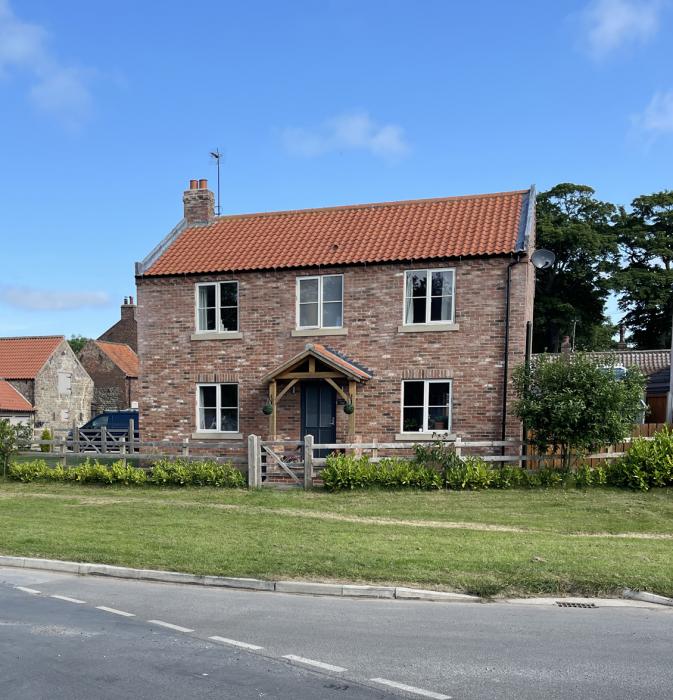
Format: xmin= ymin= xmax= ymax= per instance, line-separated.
xmin=633 ymin=90 xmax=673 ymax=136
xmin=581 ymin=0 xmax=662 ymax=58
xmin=0 ymin=0 xmax=92 ymax=127
xmin=282 ymin=112 xmax=410 ymax=161
xmin=0 ymin=286 xmax=110 ymax=311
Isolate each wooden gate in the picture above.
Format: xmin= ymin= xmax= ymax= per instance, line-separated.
xmin=247 ymin=435 xmax=313 ymax=489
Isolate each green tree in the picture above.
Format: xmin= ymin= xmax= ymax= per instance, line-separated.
xmin=533 ymin=184 xmax=618 ymax=352
xmin=513 ymin=354 xmax=646 ymax=470
xmin=68 ymin=335 xmax=90 ymax=354
xmin=0 ymin=419 xmax=32 ymax=477
xmin=615 ymin=191 xmax=673 ymax=349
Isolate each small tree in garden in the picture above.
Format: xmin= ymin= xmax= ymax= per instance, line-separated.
xmin=513 ymin=354 xmax=646 ymax=470
xmin=0 ymin=419 xmax=32 ymax=478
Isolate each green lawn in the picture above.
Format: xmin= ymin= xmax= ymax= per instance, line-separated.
xmin=1 ymin=480 xmax=672 ymax=598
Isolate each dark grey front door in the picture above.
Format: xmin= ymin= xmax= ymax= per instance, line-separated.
xmin=301 ymin=382 xmax=336 ymax=450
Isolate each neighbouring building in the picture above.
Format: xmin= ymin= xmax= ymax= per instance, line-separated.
xmin=98 ymin=297 xmax=138 ymax=351
xmin=135 ymin=179 xmax=537 ymax=445
xmin=0 ymin=336 xmax=93 ymax=432
xmin=0 ymin=378 xmax=34 ymax=427
xmin=78 ymin=340 xmax=139 ymax=415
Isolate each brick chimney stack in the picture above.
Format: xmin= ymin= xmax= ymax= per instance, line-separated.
xmin=617 ymin=324 xmax=627 ymax=350
xmin=183 ymin=178 xmax=215 ymax=225
xmin=121 ymin=295 xmax=136 ymax=321
xmin=560 ymin=335 xmax=572 ymax=355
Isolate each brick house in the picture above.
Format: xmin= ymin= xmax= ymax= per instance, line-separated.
xmin=78 ymin=340 xmax=139 ymax=415
xmin=0 ymin=336 xmax=93 ymax=432
xmin=98 ymin=297 xmax=138 ymax=351
xmin=135 ymin=179 xmax=536 ymax=445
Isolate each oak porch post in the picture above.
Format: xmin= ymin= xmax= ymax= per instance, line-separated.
xmin=269 ymin=379 xmax=277 ymax=439
xmin=348 ymin=380 xmax=357 ymax=437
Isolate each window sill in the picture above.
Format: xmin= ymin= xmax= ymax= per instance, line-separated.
xmin=395 ymin=433 xmax=456 ymax=442
xmin=291 ymin=327 xmax=348 ymax=337
xmin=191 ymin=331 xmax=243 ymax=341
xmin=191 ymin=432 xmax=243 ymax=440
xmin=397 ymin=323 xmax=459 ymax=333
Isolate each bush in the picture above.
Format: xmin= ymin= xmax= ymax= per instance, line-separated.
xmin=605 ymin=428 xmax=673 ymax=491
xmin=40 ymin=428 xmax=52 ymax=453
xmin=7 ymin=458 xmax=244 ymax=489
xmin=443 ymin=456 xmax=493 ymax=490
xmin=322 ymin=454 xmax=442 ymax=491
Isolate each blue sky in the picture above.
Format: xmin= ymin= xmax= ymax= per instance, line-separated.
xmin=1 ymin=0 xmax=672 ymax=338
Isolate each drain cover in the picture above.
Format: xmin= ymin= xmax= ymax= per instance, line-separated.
xmin=556 ymin=601 xmax=598 ymax=608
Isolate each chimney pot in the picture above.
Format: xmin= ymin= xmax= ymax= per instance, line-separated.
xmin=189 ymin=179 xmax=198 ymax=190
xmin=199 ymin=179 xmax=208 ymax=189
xmin=129 ymin=295 xmax=134 ymax=305
xmin=123 ymin=297 xmax=128 ymax=305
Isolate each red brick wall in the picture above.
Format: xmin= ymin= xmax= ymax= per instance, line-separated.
xmin=137 ymin=257 xmax=532 ymax=443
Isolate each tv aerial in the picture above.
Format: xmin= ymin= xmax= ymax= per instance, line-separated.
xmin=209 ymin=148 xmax=225 ymax=215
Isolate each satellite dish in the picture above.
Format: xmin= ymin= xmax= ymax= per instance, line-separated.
xmin=530 ymin=249 xmax=556 ymax=270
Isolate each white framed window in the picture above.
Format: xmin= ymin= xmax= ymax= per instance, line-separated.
xmin=195 ymin=281 xmax=239 ymax=332
xmin=401 ymin=379 xmax=452 ymax=433
xmin=296 ymin=274 xmax=343 ymax=329
xmin=404 ymin=268 xmax=455 ymax=325
xmin=196 ymin=383 xmax=239 ymax=432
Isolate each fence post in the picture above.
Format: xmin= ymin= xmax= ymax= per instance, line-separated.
xmin=248 ymin=434 xmax=261 ymax=488
xmin=101 ymin=426 xmax=107 ymax=454
xmin=128 ymin=418 xmax=135 ymax=455
xmin=73 ymin=424 xmax=80 ymax=454
xmin=454 ymin=436 xmax=463 ymax=459
xmin=372 ymin=437 xmax=378 ymax=462
xmin=304 ymin=434 xmax=313 ymax=490
xmin=182 ymin=438 xmax=190 ymax=459
xmin=60 ymin=437 xmax=67 ymax=467
xmin=120 ymin=436 xmax=127 ymax=467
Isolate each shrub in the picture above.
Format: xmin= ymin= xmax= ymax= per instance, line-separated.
xmin=443 ymin=456 xmax=493 ymax=490
xmin=322 ymin=454 xmax=442 ymax=491
xmin=40 ymin=428 xmax=52 ymax=453
xmin=490 ymin=466 xmax=529 ymax=489
xmin=149 ymin=459 xmax=244 ymax=487
xmin=7 ymin=458 xmax=243 ymax=489
xmin=603 ymin=428 xmax=673 ymax=491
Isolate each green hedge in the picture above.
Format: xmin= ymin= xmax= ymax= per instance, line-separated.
xmin=322 ymin=429 xmax=673 ymax=492
xmin=7 ymin=458 xmax=245 ymax=488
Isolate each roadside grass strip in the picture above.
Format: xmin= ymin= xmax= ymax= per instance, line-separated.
xmin=370 ymin=678 xmax=451 ymax=699
xmin=50 ymin=594 xmax=86 ymax=604
xmin=96 ymin=606 xmax=135 ymax=617
xmin=209 ymin=635 xmax=264 ymax=651
xmin=15 ymin=586 xmax=40 ymax=594
xmin=282 ymin=655 xmax=347 ymax=672
xmin=148 ymin=619 xmax=195 ymax=633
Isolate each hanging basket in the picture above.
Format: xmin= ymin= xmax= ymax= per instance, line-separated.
xmin=343 ymin=402 xmax=355 ymax=415
xmin=262 ymin=402 xmax=274 ymax=415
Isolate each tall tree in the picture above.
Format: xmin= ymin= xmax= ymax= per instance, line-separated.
xmin=615 ymin=191 xmax=673 ymax=349
xmin=533 ymin=183 xmax=618 ymax=352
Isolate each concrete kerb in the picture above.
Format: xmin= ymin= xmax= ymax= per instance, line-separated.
xmin=0 ymin=555 xmax=477 ymax=602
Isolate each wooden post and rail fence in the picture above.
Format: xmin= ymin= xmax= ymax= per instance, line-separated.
xmin=17 ymin=422 xmax=668 ymax=490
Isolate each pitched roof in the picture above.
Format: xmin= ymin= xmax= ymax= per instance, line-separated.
xmin=647 ymin=366 xmax=670 ymax=395
xmin=0 ymin=380 xmax=33 ymax=412
xmin=141 ymin=189 xmax=532 ymax=276
xmin=263 ymin=343 xmax=372 ymax=383
xmin=586 ymin=350 xmax=670 ymax=376
xmin=95 ymin=341 xmax=139 ymax=378
xmin=0 ymin=336 xmax=63 ymax=379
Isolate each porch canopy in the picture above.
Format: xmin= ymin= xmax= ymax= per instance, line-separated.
xmin=262 ymin=343 xmax=372 ymax=438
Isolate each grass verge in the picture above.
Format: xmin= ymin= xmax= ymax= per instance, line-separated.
xmin=1 ymin=481 xmax=672 ymax=598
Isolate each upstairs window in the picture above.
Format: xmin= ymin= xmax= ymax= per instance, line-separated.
xmin=401 ymin=380 xmax=452 ymax=433
xmin=196 ymin=282 xmax=238 ymax=332
xmin=197 ymin=383 xmax=239 ymax=433
xmin=297 ymin=274 xmax=343 ymax=329
xmin=404 ymin=269 xmax=455 ymax=325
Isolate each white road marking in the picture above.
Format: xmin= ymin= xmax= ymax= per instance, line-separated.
xmin=96 ymin=606 xmax=135 ymax=617
xmin=15 ymin=586 xmax=40 ymax=594
xmin=148 ymin=619 xmax=194 ymax=633
xmin=370 ymin=678 xmax=452 ymax=700
xmin=282 ymin=655 xmax=347 ymax=672
xmin=209 ymin=635 xmax=263 ymax=651
xmin=50 ymin=595 xmax=86 ymax=604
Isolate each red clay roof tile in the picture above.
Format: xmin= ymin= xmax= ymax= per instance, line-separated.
xmin=0 ymin=336 xmax=63 ymax=379
xmin=96 ymin=341 xmax=139 ymax=378
xmin=0 ymin=380 xmax=33 ymax=412
xmin=143 ymin=189 xmax=530 ymax=276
